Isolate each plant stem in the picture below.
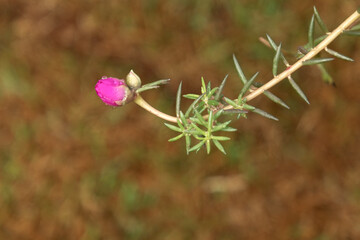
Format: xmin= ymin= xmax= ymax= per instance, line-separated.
xmin=242 ymin=9 xmax=360 ymax=103
xmin=135 ymin=9 xmax=360 ymax=122
xmin=134 ymin=95 xmax=178 ymax=123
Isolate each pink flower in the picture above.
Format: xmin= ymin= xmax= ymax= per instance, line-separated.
xmin=95 ymin=77 xmax=131 ymax=106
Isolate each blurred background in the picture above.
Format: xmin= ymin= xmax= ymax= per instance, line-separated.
xmin=1 ymin=0 xmax=360 ymax=239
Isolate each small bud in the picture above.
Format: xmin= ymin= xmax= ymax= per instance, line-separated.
xmin=126 ymin=70 xmax=142 ymax=89
xmin=95 ymin=77 xmax=132 ymax=106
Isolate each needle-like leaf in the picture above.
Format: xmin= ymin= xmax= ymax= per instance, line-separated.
xmin=252 ymin=108 xmax=279 ymax=121
xmin=288 ymin=76 xmax=310 ymax=104
xmin=183 ymin=94 xmax=200 ymax=99
xmin=233 ymin=54 xmax=248 ymax=84
xmin=308 ymin=14 xmax=315 ymax=48
xmin=211 ymin=120 xmax=232 ymax=132
xmin=239 ymin=72 xmax=259 ymax=99
xmin=212 ymin=136 xmax=231 ymax=141
xmin=179 ymin=111 xmax=188 ymax=127
xmin=303 ymin=58 xmax=334 ymax=65
xmin=141 ymin=79 xmax=170 ymax=88
xmin=215 ymin=74 xmax=228 ymax=101
xmin=212 ymin=139 xmax=226 ymax=155
xmin=343 ymin=30 xmax=360 ymax=36
xmin=251 ymin=81 xmax=290 ymax=109
xmin=185 ymin=135 xmax=191 ymax=155
xmin=214 ymin=109 xmax=224 ymax=119
xmin=313 ymin=6 xmax=328 ymax=33
xmin=325 ymin=48 xmax=354 ymax=61
xmin=317 ymin=64 xmax=334 ymax=85
xmin=263 ymin=91 xmax=290 ymax=109
xmin=273 ymin=43 xmax=282 ymax=76
xmin=207 ymin=110 xmax=214 ymax=132
xmin=191 ymin=123 xmax=206 ymax=135
xmin=224 ymin=97 xmax=239 ymax=108
xmin=189 ymin=140 xmax=206 ymax=153
xmin=185 ymin=93 xmax=204 ymax=118
xmin=194 ymin=109 xmax=206 ymax=126
xmin=164 ymin=123 xmax=183 ymax=132
xmin=206 ymin=140 xmax=211 ymax=154
xmin=176 ymin=82 xmax=182 ymax=118
xmin=168 ymin=133 xmax=184 ymax=142
xmin=350 ymin=23 xmax=360 ymax=31
xmin=266 ymin=34 xmax=289 ymax=66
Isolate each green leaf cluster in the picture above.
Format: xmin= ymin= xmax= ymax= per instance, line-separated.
xmin=162 ymin=6 xmax=359 ymax=155
xmin=166 ymin=78 xmax=237 ymax=155
xmin=296 ymin=6 xmax=358 ymax=85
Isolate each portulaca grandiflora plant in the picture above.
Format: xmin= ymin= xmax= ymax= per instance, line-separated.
xmin=96 ymin=7 xmax=360 ymax=154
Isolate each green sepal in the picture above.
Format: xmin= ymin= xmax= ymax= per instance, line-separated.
xmin=303 ymin=58 xmax=334 ymax=65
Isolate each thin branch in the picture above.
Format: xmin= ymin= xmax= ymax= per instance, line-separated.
xmin=134 ymin=95 xmax=178 ymax=123
xmin=243 ymin=10 xmax=360 ymax=103
xmin=136 ymin=10 xmax=360 ymax=122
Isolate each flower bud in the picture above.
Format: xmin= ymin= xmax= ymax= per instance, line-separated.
xmin=126 ymin=70 xmax=141 ymax=89
xmin=95 ymin=77 xmax=132 ymax=106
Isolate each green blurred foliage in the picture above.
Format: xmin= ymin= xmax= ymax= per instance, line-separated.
xmin=0 ymin=0 xmax=360 ymax=239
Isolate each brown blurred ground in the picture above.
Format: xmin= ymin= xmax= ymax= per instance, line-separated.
xmin=0 ymin=0 xmax=360 ymax=239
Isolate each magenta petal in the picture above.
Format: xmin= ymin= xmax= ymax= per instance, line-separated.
xmin=95 ymin=77 xmax=129 ymax=106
